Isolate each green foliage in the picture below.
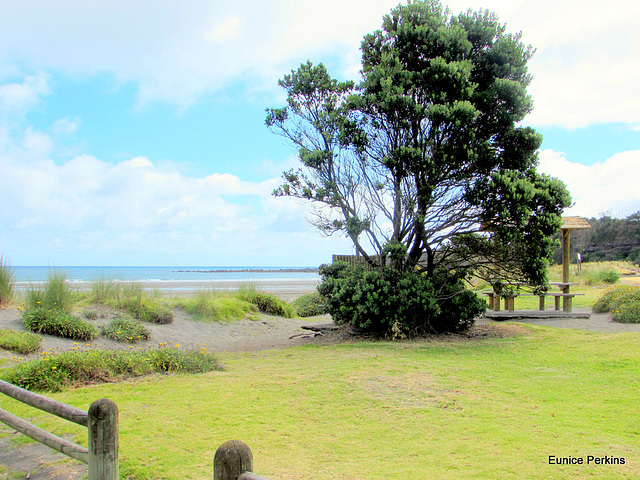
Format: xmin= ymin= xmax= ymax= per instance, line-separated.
xmin=178 ymin=289 xmax=256 ymax=323
xmin=267 ymin=0 xmax=570 ymax=287
xmin=24 ymin=271 xmax=74 ymax=314
xmin=291 ymin=291 xmax=329 ymax=317
xmin=124 ymin=299 xmax=174 ymax=324
xmin=87 ymin=279 xmax=174 ymax=324
xmin=592 ymin=286 xmax=637 ymax=313
xmin=593 ymin=286 xmax=640 ymax=324
xmin=101 ymin=315 xmax=151 ymax=343
xmin=0 ymin=255 xmax=16 ymax=307
xmin=22 ymin=308 xmax=98 ymax=341
xmin=238 ymin=283 xmax=295 ymax=318
xmin=561 ymin=211 xmax=640 ymax=265
xmin=0 ymin=328 xmax=41 ymax=355
xmin=89 ymin=276 xmax=120 ymax=304
xmin=83 ymin=308 xmax=99 ymax=320
xmin=0 ymin=347 xmax=225 ymax=392
xmin=318 ymin=262 xmax=486 ymax=335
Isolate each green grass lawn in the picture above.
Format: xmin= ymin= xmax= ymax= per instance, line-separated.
xmin=1 ymin=325 xmax=638 ymax=479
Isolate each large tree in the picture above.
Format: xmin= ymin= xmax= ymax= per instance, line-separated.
xmin=267 ymin=0 xmax=571 ymax=289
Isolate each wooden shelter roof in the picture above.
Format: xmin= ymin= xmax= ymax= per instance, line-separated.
xmin=561 ymin=216 xmax=592 ymax=230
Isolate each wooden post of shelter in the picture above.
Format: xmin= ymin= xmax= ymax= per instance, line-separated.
xmin=559 ymin=217 xmax=591 ymax=311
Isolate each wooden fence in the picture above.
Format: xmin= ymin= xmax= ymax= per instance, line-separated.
xmin=214 ymin=440 xmax=272 ymax=480
xmin=0 ymin=379 xmax=118 ymax=480
xmin=332 ymin=254 xmax=383 ymax=269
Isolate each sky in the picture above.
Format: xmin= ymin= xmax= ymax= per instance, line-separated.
xmin=1 ymin=0 xmax=639 ymax=267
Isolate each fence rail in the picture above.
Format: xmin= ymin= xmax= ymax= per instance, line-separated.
xmin=332 ymin=254 xmax=383 ymax=269
xmin=214 ymin=440 xmax=272 ymax=480
xmin=0 ymin=379 xmax=118 ymax=480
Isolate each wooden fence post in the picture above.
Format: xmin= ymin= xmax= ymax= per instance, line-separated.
xmin=214 ymin=440 xmax=254 ymax=480
xmin=88 ymin=398 xmax=119 ymax=480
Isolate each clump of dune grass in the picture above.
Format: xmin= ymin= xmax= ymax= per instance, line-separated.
xmin=0 ymin=346 xmax=224 ymax=392
xmin=24 ymin=271 xmax=74 ymax=314
xmin=0 ymin=255 xmax=16 ymax=307
xmin=88 ymin=279 xmax=174 ymax=324
xmin=89 ymin=276 xmax=120 ymax=304
xmin=238 ymin=282 xmax=295 ymax=318
xmin=178 ymin=288 xmax=257 ymax=323
xmin=0 ymin=328 xmax=41 ymax=355
xmin=22 ymin=308 xmax=98 ymax=341
xmin=101 ymin=315 xmax=151 ymax=343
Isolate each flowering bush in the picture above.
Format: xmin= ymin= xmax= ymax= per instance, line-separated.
xmin=592 ymin=286 xmax=636 ymax=313
xmin=609 ymin=288 xmax=640 ymax=324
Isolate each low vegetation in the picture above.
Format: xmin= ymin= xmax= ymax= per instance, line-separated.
xmin=291 ymin=291 xmax=328 ymax=317
xmin=22 ymin=308 xmax=98 ymax=341
xmin=237 ymin=283 xmax=295 ymax=318
xmin=85 ymin=279 xmax=175 ymax=324
xmin=593 ymin=285 xmax=640 ymax=323
xmin=0 ymin=328 xmax=41 ymax=355
xmin=0 ymin=255 xmax=16 ymax=307
xmin=101 ymin=315 xmax=151 ymax=343
xmin=177 ymin=289 xmax=257 ymax=323
xmin=0 ymin=346 xmax=224 ymax=392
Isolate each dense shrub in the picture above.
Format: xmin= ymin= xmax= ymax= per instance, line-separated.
xmin=22 ymin=308 xmax=98 ymax=341
xmin=1 ymin=347 xmax=225 ymax=392
xmin=318 ymin=262 xmax=486 ymax=336
xmin=592 ymin=286 xmax=636 ymax=313
xmin=0 ymin=328 xmax=41 ymax=355
xmin=292 ymin=291 xmax=329 ymax=317
xmin=609 ymin=287 xmax=640 ymax=324
xmin=102 ymin=315 xmax=151 ymax=343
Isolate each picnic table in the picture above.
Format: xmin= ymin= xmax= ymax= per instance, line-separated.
xmin=484 ymin=282 xmax=584 ymax=313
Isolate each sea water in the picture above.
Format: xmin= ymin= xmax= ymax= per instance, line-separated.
xmin=13 ymin=266 xmax=320 ymax=289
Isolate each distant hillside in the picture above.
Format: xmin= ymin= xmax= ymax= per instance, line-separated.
xmin=554 ymin=212 xmax=640 ymax=264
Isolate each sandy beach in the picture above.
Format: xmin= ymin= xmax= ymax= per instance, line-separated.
xmin=14 ymin=277 xmax=322 ymax=302
xmin=137 ymin=278 xmax=322 ymax=300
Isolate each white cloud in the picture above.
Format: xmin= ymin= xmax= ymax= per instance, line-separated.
xmin=0 ymin=116 xmax=349 ymax=265
xmin=1 ymin=1 xmax=636 ymax=127
xmin=538 ymin=149 xmax=640 ymax=218
xmin=0 ymin=73 xmax=50 ymax=117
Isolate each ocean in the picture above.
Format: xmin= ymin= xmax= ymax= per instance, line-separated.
xmin=13 ymin=266 xmax=320 ymax=285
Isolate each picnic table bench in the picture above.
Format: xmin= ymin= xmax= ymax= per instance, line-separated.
xmin=484 ymin=282 xmax=584 ymax=313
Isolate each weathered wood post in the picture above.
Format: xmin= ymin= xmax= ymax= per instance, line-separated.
xmin=88 ymin=398 xmax=119 ymax=480
xmin=214 ymin=440 xmax=254 ymax=480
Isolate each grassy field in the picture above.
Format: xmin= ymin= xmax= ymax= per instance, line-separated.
xmin=1 ymin=325 xmax=638 ymax=479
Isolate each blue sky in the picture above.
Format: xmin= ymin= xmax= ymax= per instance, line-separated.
xmin=1 ymin=0 xmax=639 ymax=266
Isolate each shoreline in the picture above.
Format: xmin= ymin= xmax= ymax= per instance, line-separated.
xmin=15 ymin=278 xmax=322 ymax=301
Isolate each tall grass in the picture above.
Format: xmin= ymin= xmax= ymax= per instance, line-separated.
xmin=87 ymin=278 xmax=174 ymax=324
xmin=24 ymin=271 xmax=73 ymax=313
xmin=238 ymin=282 xmax=295 ymax=317
xmin=0 ymin=255 xmax=16 ymax=306
xmin=178 ymin=288 xmax=257 ymax=322
xmin=89 ymin=276 xmax=120 ymax=304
